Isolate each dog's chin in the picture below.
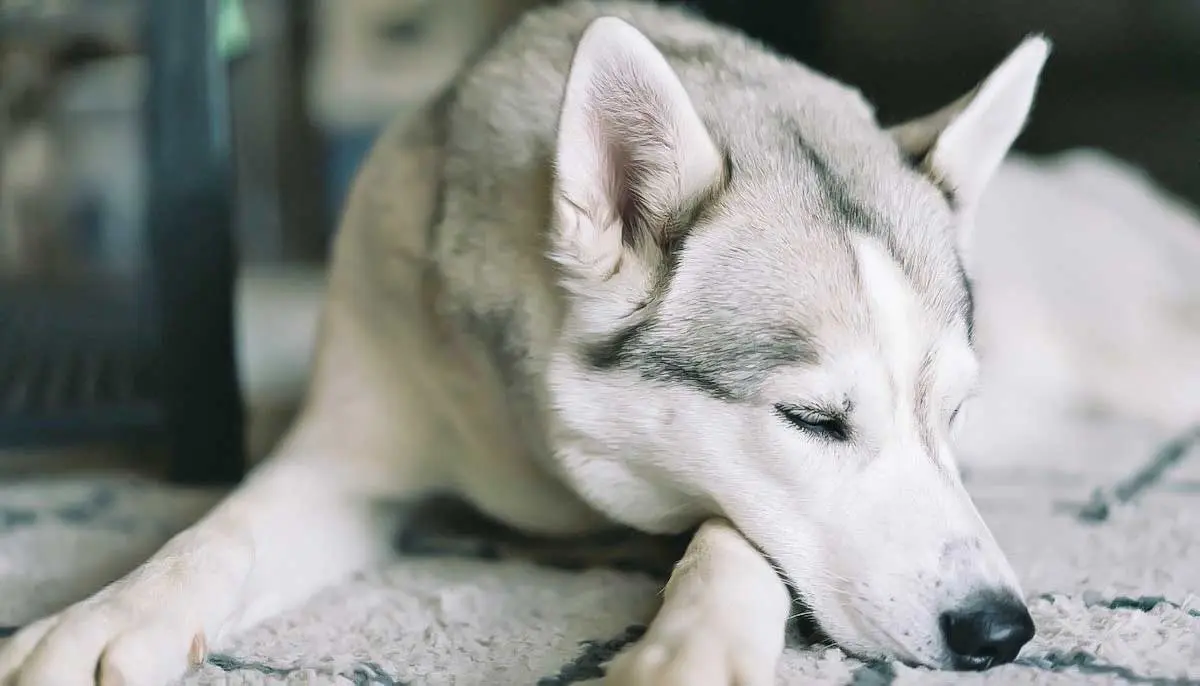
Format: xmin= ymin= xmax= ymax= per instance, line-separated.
xmin=828 ymin=622 xmax=954 ymax=671
xmin=831 ymin=636 xmax=955 ymax=671
xmin=842 ymin=649 xmax=953 ymax=672
xmin=785 ymin=583 xmax=955 ymax=671
xmin=758 ymin=546 xmax=958 ymax=670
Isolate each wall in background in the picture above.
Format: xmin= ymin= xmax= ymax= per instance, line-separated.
xmin=684 ymin=0 xmax=1200 ymax=208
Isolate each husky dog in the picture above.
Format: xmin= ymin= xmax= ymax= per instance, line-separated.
xmin=0 ymin=2 xmax=1051 ymax=683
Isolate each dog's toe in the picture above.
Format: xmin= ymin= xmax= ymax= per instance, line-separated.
xmin=0 ymin=603 xmax=206 ymax=686
xmin=604 ymin=631 xmax=774 ymax=686
xmin=99 ymin=623 xmax=199 ymax=686
xmin=0 ymin=614 xmax=59 ymax=685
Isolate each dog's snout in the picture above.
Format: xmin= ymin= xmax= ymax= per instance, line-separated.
xmin=939 ymin=592 xmax=1035 ymax=671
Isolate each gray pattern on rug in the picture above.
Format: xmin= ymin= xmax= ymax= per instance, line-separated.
xmin=1 ymin=423 xmax=1197 ymax=684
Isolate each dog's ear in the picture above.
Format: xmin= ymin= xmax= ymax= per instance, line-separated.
xmin=551 ymin=17 xmax=725 ymax=284
xmin=890 ymin=36 xmax=1050 ymax=216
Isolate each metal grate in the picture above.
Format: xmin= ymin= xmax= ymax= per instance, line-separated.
xmin=0 ymin=0 xmax=245 ymax=484
xmin=0 ymin=282 xmax=162 ymax=446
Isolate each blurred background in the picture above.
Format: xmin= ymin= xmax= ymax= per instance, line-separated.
xmin=0 ymin=0 xmax=1197 ymax=483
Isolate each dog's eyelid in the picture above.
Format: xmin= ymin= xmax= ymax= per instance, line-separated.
xmin=946 ymin=386 xmax=980 ymax=426
xmin=949 ymin=385 xmax=980 ymax=413
xmin=773 ymin=402 xmax=852 ymax=441
xmin=949 ymin=402 xmax=964 ymax=424
xmin=774 ymin=401 xmax=844 ymax=420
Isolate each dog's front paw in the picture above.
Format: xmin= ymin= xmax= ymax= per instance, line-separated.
xmin=603 ymin=621 xmax=777 ymax=686
xmin=0 ymin=534 xmax=251 ymax=686
xmin=0 ymin=605 xmax=208 ymax=686
xmin=604 ymin=519 xmax=788 ymax=686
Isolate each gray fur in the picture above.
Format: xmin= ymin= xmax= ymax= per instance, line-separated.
xmin=436 ymin=0 xmax=969 ymax=411
xmin=584 ymin=314 xmax=819 ymax=402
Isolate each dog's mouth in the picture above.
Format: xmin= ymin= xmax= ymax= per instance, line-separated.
xmin=770 ymin=557 xmax=948 ymax=671
xmin=783 ymin=579 xmax=836 ymax=648
xmin=753 ymin=548 xmax=834 ymax=649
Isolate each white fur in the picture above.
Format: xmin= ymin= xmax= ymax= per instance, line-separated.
xmin=928 ymin=38 xmax=1049 ymax=210
xmin=890 ymin=36 xmax=1049 ymax=265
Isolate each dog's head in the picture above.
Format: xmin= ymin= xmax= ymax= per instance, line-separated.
xmin=544 ymin=17 xmax=1048 ymax=670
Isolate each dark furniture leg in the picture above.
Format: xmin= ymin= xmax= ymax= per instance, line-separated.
xmin=144 ymin=0 xmax=245 ymax=485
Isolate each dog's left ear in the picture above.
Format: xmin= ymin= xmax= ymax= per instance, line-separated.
xmin=890 ymin=36 xmax=1050 ymax=216
xmin=551 ymin=17 xmax=725 ymax=287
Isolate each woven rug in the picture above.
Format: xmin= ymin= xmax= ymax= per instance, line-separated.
xmin=0 ymin=422 xmax=1197 ymax=685
xmin=2 ymin=152 xmax=1199 ymax=684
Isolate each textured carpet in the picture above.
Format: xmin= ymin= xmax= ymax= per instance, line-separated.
xmin=0 ymin=424 xmax=1197 ymax=685
xmin=2 ymin=153 xmax=1199 ymax=685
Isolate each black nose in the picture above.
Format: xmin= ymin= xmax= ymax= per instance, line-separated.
xmin=940 ymin=592 xmax=1036 ymax=670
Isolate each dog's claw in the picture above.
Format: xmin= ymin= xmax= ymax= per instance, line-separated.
xmin=189 ymin=632 xmax=208 ymax=667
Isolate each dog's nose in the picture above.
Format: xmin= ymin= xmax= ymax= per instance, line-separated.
xmin=940 ymin=592 xmax=1035 ymax=670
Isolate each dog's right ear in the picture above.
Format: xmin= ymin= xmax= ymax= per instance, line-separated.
xmin=890 ymin=36 xmax=1050 ymax=215
xmin=551 ymin=17 xmax=725 ymax=286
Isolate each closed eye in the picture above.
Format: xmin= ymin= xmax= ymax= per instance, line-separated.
xmin=774 ymin=404 xmax=851 ymax=442
xmin=948 ymin=388 xmax=978 ymax=427
xmin=949 ymin=402 xmax=964 ymax=426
